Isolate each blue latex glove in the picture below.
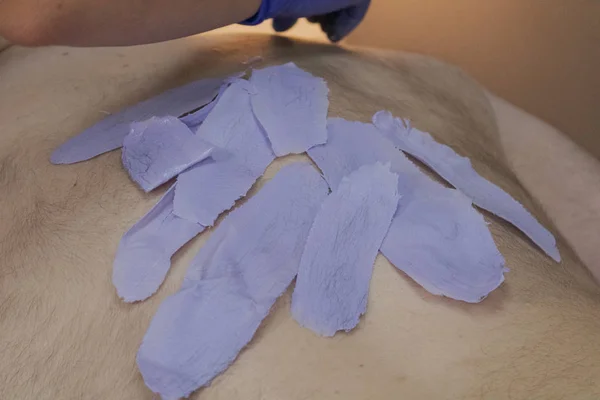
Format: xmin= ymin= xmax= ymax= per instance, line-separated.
xmin=240 ymin=0 xmax=371 ymax=42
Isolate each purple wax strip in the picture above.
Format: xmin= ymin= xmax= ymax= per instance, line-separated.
xmin=137 ymin=163 xmax=329 ymax=400
xmin=179 ymin=77 xmax=236 ymax=129
xmin=50 ymin=76 xmax=227 ymax=164
xmin=112 ymin=185 xmax=204 ymax=303
xmin=249 ymin=62 xmax=329 ymax=156
xmin=373 ymin=110 xmax=560 ymax=262
xmin=122 ymin=116 xmax=214 ymax=192
xmin=191 ymin=79 xmax=275 ymax=173
xmin=175 ymin=158 xmax=258 ymax=226
xmin=292 ymin=163 xmax=399 ymax=337
xmin=382 ymin=183 xmax=507 ymax=303
xmin=174 ymin=79 xmax=275 ymax=226
xmin=308 ymin=118 xmax=506 ymax=303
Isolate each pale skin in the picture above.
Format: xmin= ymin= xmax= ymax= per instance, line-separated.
xmin=0 ymin=0 xmax=262 ymax=46
xmin=2 ymin=31 xmax=600 ymax=398
xmin=2 ymin=1 xmax=600 ymax=397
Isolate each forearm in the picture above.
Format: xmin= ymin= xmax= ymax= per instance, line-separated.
xmin=0 ymin=0 xmax=261 ymax=47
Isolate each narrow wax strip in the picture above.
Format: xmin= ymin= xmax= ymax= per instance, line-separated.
xmin=373 ymin=110 xmax=560 ymax=262
xmin=291 ymin=163 xmax=399 ymax=337
xmin=249 ymin=62 xmax=329 ymax=156
xmin=137 ymin=163 xmax=329 ymax=400
xmin=308 ymin=118 xmax=506 ymax=303
xmin=122 ymin=116 xmax=214 ymax=192
xmin=179 ymin=77 xmax=235 ymax=128
xmin=112 ymin=185 xmax=205 ymax=303
xmin=50 ymin=75 xmax=235 ymax=164
xmin=174 ymin=79 xmax=275 ymax=226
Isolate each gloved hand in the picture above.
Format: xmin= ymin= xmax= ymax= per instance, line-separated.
xmin=240 ymin=0 xmax=371 ymax=43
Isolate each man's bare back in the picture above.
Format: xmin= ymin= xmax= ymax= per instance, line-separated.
xmin=1 ymin=33 xmax=600 ymax=399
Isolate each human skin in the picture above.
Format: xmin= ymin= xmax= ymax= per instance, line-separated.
xmin=0 ymin=0 xmax=262 ymax=46
xmin=1 ymin=33 xmax=600 ymax=399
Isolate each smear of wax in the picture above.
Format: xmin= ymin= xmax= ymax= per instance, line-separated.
xmin=121 ymin=116 xmax=214 ymax=192
xmin=373 ymin=110 xmax=560 ymax=262
xmin=249 ymin=62 xmax=329 ymax=156
xmin=308 ymin=118 xmax=506 ymax=303
xmin=174 ymin=79 xmax=275 ymax=226
xmin=292 ymin=162 xmax=399 ymax=336
xmin=50 ymin=77 xmax=227 ymax=164
xmin=112 ymin=185 xmax=204 ymax=303
xmin=137 ymin=163 xmax=329 ymax=400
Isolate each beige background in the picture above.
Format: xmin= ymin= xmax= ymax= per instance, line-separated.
xmin=346 ymin=0 xmax=600 ymax=158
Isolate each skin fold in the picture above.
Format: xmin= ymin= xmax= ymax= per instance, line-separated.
xmin=1 ymin=33 xmax=600 ymax=399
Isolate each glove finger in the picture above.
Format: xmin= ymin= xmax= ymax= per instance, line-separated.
xmin=272 ymin=17 xmax=298 ymax=32
xmin=322 ymin=0 xmax=371 ymax=42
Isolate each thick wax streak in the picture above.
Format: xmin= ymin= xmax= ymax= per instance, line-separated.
xmin=137 ymin=163 xmax=329 ymax=400
xmin=112 ymin=185 xmax=204 ymax=303
xmin=292 ymin=162 xmax=399 ymax=336
xmin=308 ymin=118 xmax=506 ymax=303
xmin=121 ymin=116 xmax=214 ymax=192
xmin=373 ymin=110 xmax=560 ymax=262
xmin=249 ymin=62 xmax=329 ymax=156
xmin=174 ymin=79 xmax=275 ymax=226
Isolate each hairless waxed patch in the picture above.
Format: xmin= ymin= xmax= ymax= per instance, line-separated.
xmin=373 ymin=110 xmax=560 ymax=262
xmin=249 ymin=62 xmax=329 ymax=156
xmin=308 ymin=118 xmax=506 ymax=303
xmin=137 ymin=162 xmax=329 ymax=400
xmin=292 ymin=162 xmax=399 ymax=337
